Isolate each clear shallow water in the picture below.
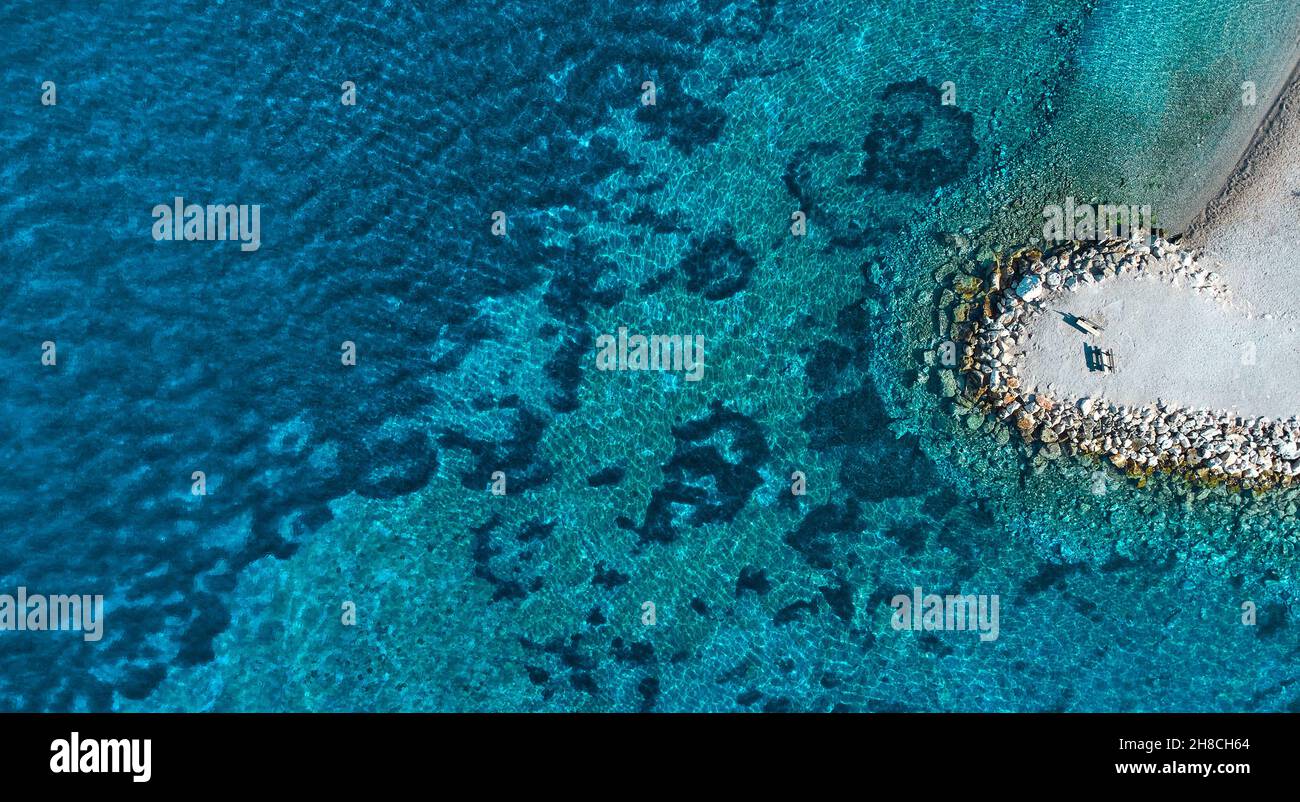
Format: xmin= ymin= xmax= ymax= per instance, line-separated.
xmin=2 ymin=0 xmax=1299 ymax=712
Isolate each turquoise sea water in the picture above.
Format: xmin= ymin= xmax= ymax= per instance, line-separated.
xmin=3 ymin=0 xmax=1300 ymax=711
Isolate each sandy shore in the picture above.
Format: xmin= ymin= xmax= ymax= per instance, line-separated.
xmin=1016 ymin=59 xmax=1300 ymax=422
xmin=940 ymin=52 xmax=1300 ymax=486
xmin=1018 ymin=270 xmax=1300 ymax=419
xmin=958 ymin=240 xmax=1300 ymax=485
xmin=1186 ymin=56 xmax=1300 ymax=320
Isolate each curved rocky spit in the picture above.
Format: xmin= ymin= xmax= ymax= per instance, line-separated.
xmin=946 ymin=237 xmax=1300 ymax=491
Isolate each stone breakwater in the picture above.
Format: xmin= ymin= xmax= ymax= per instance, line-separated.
xmin=945 ymin=237 xmax=1300 ymax=491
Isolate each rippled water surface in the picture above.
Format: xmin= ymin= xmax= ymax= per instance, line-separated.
xmin=3 ymin=0 xmax=1300 ymax=711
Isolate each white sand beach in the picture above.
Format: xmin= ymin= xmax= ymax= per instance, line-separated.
xmin=1187 ymin=60 xmax=1300 ymax=321
xmin=1016 ymin=62 xmax=1300 ymax=422
xmin=1018 ymin=272 xmax=1300 ymax=419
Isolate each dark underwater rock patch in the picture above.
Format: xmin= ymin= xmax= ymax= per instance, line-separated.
xmin=543 ymin=328 xmax=593 ymax=414
xmin=917 ymin=633 xmax=954 ymax=658
xmin=698 ymin=0 xmax=783 ymax=44
xmin=804 ymin=340 xmax=854 ymax=394
xmin=834 ymin=299 xmax=875 ymax=355
xmin=675 ymin=229 xmax=758 ymax=301
xmin=637 ymin=676 xmax=660 ymax=712
xmin=430 ymin=316 xmax=502 ymax=375
xmin=1021 ymin=559 xmax=1090 ymax=596
xmin=782 ymin=141 xmax=844 ymax=216
xmin=715 ymin=659 xmax=753 ymax=685
xmin=1255 ymin=602 xmax=1289 ymax=639
xmin=867 ymin=699 xmax=920 ymax=713
xmin=470 ymin=516 xmax=551 ymax=603
xmin=585 ymin=465 xmax=626 ymax=487
xmin=569 ymin=673 xmax=599 ymax=694
xmin=517 ymin=617 xmax=670 ymax=707
xmin=438 ymin=407 xmax=554 ymax=494
xmin=736 ymin=565 xmax=773 ymax=596
xmin=838 ymin=435 xmax=936 ymax=503
xmin=1065 ymin=592 xmax=1103 ymax=623
xmin=819 ymin=575 xmax=856 ymax=623
xmin=853 ymin=78 xmax=977 ymax=193
xmin=779 ymin=140 xmax=899 ymax=253
xmin=517 ymin=520 xmax=556 ymax=543
xmin=800 ymin=384 xmax=890 ymax=450
xmin=799 ymin=376 xmax=938 ymax=504
xmin=173 ymin=592 xmax=231 ymax=666
xmin=619 ymin=401 xmax=771 ymax=544
xmin=592 ymin=561 xmax=632 ymax=590
xmin=784 ymin=500 xmax=864 ymax=570
xmin=610 ymin=637 xmax=656 ymax=666
xmin=920 ymin=487 xmax=961 ymax=521
xmin=541 ymin=242 xmax=626 ymax=328
xmin=640 ymin=227 xmax=758 ymax=301
xmin=773 ymin=599 xmax=818 ymax=625
xmin=354 ymin=430 xmax=438 ymax=500
xmin=933 ymin=500 xmax=995 ymax=564
xmin=518 ymin=634 xmax=595 ymax=700
xmin=626 ymin=203 xmax=689 ymax=234
xmin=1099 ymin=549 xmax=1177 ymax=575
xmin=635 ymin=91 xmax=728 ymax=154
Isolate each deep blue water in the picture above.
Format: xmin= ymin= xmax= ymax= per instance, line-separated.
xmin=3 ymin=0 xmax=1300 ymax=712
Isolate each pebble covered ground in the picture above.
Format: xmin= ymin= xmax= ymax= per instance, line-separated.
xmin=956 ymin=238 xmax=1300 ymax=489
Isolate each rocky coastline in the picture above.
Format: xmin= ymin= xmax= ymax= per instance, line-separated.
xmin=941 ymin=237 xmax=1300 ymax=491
